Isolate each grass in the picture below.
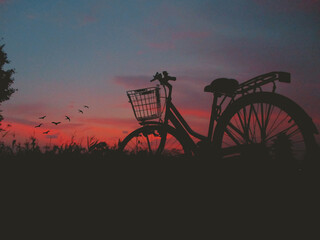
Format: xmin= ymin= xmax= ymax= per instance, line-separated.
xmin=1 ymin=134 xmax=318 ymax=222
xmin=1 ymin=134 xmax=318 ymax=178
xmin=0 ymin=135 xmax=121 ymax=160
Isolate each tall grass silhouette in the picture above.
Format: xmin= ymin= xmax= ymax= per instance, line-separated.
xmin=0 ymin=135 xmax=120 ymax=160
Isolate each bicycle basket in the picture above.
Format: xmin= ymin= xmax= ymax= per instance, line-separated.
xmin=127 ymin=87 xmax=161 ymax=122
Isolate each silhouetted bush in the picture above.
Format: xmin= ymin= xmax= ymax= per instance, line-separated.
xmin=0 ymin=43 xmax=16 ymax=123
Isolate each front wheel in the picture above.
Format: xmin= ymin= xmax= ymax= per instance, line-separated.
xmin=214 ymin=92 xmax=317 ymax=164
xmin=118 ymin=125 xmax=191 ymax=158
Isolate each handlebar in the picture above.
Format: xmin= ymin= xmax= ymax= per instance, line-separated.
xmin=150 ymin=71 xmax=176 ymax=84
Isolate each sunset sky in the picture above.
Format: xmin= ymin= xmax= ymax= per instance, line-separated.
xmin=0 ymin=0 xmax=319 ymax=146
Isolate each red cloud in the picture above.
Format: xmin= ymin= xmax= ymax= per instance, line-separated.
xmin=83 ymin=117 xmax=136 ymax=128
xmin=2 ymin=102 xmax=48 ymax=118
xmin=3 ymin=117 xmax=35 ymax=127
xmin=180 ymin=109 xmax=210 ymax=119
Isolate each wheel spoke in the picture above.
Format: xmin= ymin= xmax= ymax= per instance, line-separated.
xmin=251 ymin=103 xmax=263 ymax=134
xmin=145 ymin=135 xmax=152 ymax=154
xmin=120 ymin=126 xmax=187 ymax=157
xmin=265 ymin=123 xmax=297 ymax=142
xmin=225 ymin=128 xmax=241 ymax=146
xmin=236 ymin=110 xmax=250 ymax=143
xmin=260 ymin=102 xmax=266 ymax=140
xmin=219 ymin=94 xmax=310 ymax=162
xmin=264 ymin=103 xmax=274 ymax=136
xmin=227 ymin=122 xmax=247 ymax=142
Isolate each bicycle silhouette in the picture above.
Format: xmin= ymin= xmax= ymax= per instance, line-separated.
xmin=119 ymin=71 xmax=318 ymax=163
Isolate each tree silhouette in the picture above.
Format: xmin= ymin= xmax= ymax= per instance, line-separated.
xmin=0 ymin=43 xmax=16 ymax=123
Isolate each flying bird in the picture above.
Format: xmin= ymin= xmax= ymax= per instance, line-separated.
xmin=35 ymin=123 xmax=43 ymax=128
xmin=65 ymin=116 xmax=71 ymax=122
xmin=78 ymin=109 xmax=83 ymax=114
xmin=84 ymin=105 xmax=89 ymax=108
xmin=7 ymin=124 xmax=12 ymax=127
xmin=2 ymin=131 xmax=9 ymax=137
xmin=43 ymin=130 xmax=50 ymax=134
xmin=52 ymin=122 xmax=61 ymax=125
xmin=39 ymin=116 xmax=46 ymax=119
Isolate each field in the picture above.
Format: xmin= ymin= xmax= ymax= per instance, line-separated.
xmin=1 ymin=136 xmax=318 ymax=178
xmin=1 ymin=138 xmax=318 ymax=237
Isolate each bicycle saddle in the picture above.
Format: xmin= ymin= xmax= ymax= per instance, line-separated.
xmin=204 ymin=78 xmax=239 ymax=96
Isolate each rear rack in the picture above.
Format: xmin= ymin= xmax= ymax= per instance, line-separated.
xmin=235 ymin=71 xmax=290 ymax=95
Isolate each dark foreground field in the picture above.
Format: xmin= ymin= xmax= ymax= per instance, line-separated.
xmin=1 ymin=152 xmax=319 ymax=197
xmin=1 ymin=153 xmax=319 ymax=238
xmin=1 ymin=139 xmax=319 ymax=236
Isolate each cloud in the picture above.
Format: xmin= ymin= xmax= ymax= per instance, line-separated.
xmin=77 ymin=125 xmax=132 ymax=144
xmin=180 ymin=109 xmax=210 ymax=119
xmin=113 ymin=75 xmax=151 ymax=89
xmin=280 ymin=81 xmax=320 ymax=122
xmin=49 ymin=123 xmax=84 ymax=130
xmin=26 ymin=14 xmax=36 ymax=20
xmin=2 ymin=102 xmax=48 ymax=118
xmin=77 ymin=1 xmax=109 ymax=26
xmin=176 ymin=30 xmax=320 ymax=84
xmin=45 ymin=134 xmax=59 ymax=139
xmin=148 ymin=42 xmax=175 ymax=50
xmin=146 ymin=31 xmax=210 ymax=51
xmin=3 ymin=117 xmax=36 ymax=127
xmin=79 ymin=15 xmax=97 ymax=26
xmin=83 ymin=117 xmax=136 ymax=127
xmin=172 ymin=31 xmax=210 ymax=41
xmin=253 ymin=0 xmax=320 ymax=13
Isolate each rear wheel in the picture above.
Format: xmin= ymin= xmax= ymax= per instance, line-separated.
xmin=214 ymin=92 xmax=317 ymax=164
xmin=119 ymin=125 xmax=191 ymax=158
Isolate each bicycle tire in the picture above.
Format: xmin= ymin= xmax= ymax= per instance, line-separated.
xmin=119 ymin=124 xmax=192 ymax=158
xmin=213 ymin=92 xmax=317 ymax=164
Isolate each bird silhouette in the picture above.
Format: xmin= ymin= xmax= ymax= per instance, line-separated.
xmin=39 ymin=116 xmax=46 ymax=119
xmin=2 ymin=131 xmax=9 ymax=137
xmin=84 ymin=105 xmax=89 ymax=108
xmin=52 ymin=122 xmax=61 ymax=125
xmin=78 ymin=109 xmax=83 ymax=114
xmin=65 ymin=116 xmax=71 ymax=121
xmin=43 ymin=130 xmax=50 ymax=134
xmin=35 ymin=123 xmax=43 ymax=128
xmin=7 ymin=124 xmax=12 ymax=127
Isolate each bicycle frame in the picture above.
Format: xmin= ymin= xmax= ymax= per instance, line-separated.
xmin=155 ymin=71 xmax=295 ymax=143
xmin=147 ymin=81 xmax=223 ymax=152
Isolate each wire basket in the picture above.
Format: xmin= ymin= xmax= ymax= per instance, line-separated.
xmin=127 ymin=87 xmax=161 ymax=122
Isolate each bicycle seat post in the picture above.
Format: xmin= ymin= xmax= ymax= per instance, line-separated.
xmin=208 ymin=93 xmax=220 ymax=142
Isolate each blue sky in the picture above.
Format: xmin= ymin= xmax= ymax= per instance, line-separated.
xmin=0 ymin=0 xmax=319 ymax=144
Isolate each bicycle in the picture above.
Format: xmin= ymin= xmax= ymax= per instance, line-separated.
xmin=119 ymin=71 xmax=318 ymax=163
